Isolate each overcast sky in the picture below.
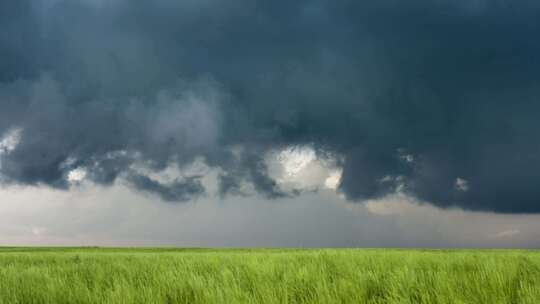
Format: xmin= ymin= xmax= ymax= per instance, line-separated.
xmin=1 ymin=0 xmax=540 ymax=247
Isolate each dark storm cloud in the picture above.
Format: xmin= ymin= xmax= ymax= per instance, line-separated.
xmin=0 ymin=1 xmax=41 ymax=82
xmin=126 ymin=173 xmax=205 ymax=202
xmin=1 ymin=0 xmax=540 ymax=212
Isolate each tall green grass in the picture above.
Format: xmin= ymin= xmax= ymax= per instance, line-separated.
xmin=0 ymin=248 xmax=538 ymax=303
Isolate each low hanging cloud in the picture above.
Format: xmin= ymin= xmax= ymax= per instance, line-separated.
xmin=126 ymin=173 xmax=205 ymax=203
xmin=1 ymin=0 xmax=540 ymax=212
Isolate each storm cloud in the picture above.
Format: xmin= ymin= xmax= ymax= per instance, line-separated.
xmin=1 ymin=0 xmax=540 ymax=212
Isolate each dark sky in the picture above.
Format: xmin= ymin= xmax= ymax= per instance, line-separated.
xmin=1 ymin=0 xmax=540 ymax=217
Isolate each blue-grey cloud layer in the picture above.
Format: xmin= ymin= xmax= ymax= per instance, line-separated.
xmin=1 ymin=0 xmax=540 ymax=212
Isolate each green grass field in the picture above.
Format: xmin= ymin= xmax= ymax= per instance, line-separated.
xmin=0 ymin=248 xmax=539 ymax=303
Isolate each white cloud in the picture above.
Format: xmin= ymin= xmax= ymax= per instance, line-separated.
xmin=268 ymin=145 xmax=344 ymax=192
xmin=324 ymin=169 xmax=342 ymax=190
xmin=455 ymin=177 xmax=469 ymax=192
xmin=0 ymin=128 xmax=23 ymax=178
xmin=67 ymin=168 xmax=88 ymax=183
xmin=0 ymin=128 xmax=22 ymax=154
xmin=278 ymin=146 xmax=317 ymax=177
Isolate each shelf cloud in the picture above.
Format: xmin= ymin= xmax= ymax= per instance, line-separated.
xmin=2 ymin=0 xmax=540 ymax=213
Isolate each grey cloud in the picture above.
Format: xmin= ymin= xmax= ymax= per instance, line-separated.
xmin=1 ymin=0 xmax=540 ymax=211
xmin=126 ymin=173 xmax=205 ymax=203
xmin=2 ymin=185 xmax=540 ymax=248
xmin=217 ymin=150 xmax=290 ymax=199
